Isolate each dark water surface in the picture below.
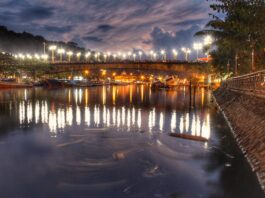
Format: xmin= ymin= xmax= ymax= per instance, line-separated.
xmin=0 ymin=85 xmax=263 ymax=198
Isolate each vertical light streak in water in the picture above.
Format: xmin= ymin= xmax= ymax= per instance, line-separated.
xmin=196 ymin=116 xmax=200 ymax=136
xmin=112 ymin=86 xmax=116 ymax=105
xmin=152 ymin=108 xmax=156 ymax=128
xmin=66 ymin=107 xmax=73 ymax=126
xmin=185 ymin=113 xmax=189 ymax=132
xmin=103 ymin=106 xmax=107 ymax=125
xmin=122 ymin=107 xmax=126 ymax=126
xmin=27 ymin=102 xmax=33 ymax=123
xmin=130 ymin=85 xmax=133 ymax=104
xmin=57 ymin=109 xmax=65 ymax=129
xmin=191 ymin=114 xmax=196 ymax=136
xmin=127 ymin=109 xmax=131 ymax=130
xmin=107 ymin=109 xmax=110 ymax=127
xmin=180 ymin=115 xmax=184 ymax=134
xmin=201 ymin=88 xmax=205 ymax=106
xmin=171 ymin=111 xmax=176 ymax=132
xmin=76 ymin=106 xmax=81 ymax=125
xmin=41 ymin=101 xmax=48 ymax=123
xmin=117 ymin=109 xmax=121 ymax=127
xmin=112 ymin=107 xmax=116 ymax=125
xmin=84 ymin=107 xmax=90 ymax=126
xmin=94 ymin=106 xmax=99 ymax=126
xmin=202 ymin=113 xmax=211 ymax=140
xmin=102 ymin=86 xmax=106 ymax=105
xmin=74 ymin=89 xmax=78 ymax=104
xmin=132 ymin=107 xmax=135 ymax=125
xmin=35 ymin=101 xmax=40 ymax=123
xmin=48 ymin=111 xmax=57 ymax=134
xmin=78 ymin=89 xmax=83 ymax=104
xmin=19 ymin=101 xmax=25 ymax=124
xmin=24 ymin=89 xmax=28 ymax=101
xmin=68 ymin=89 xmax=71 ymax=104
xmin=85 ymin=89 xmax=88 ymax=106
xmin=137 ymin=109 xmax=141 ymax=128
xmin=148 ymin=110 xmax=152 ymax=131
xmin=140 ymin=85 xmax=144 ymax=102
xmin=159 ymin=112 xmax=164 ymax=131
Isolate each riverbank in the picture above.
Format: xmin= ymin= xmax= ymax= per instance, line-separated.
xmin=214 ymin=85 xmax=265 ymax=190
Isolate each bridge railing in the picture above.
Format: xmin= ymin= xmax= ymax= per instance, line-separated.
xmin=224 ymin=70 xmax=265 ymax=97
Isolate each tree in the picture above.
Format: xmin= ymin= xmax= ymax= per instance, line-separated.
xmin=196 ymin=0 xmax=265 ymax=75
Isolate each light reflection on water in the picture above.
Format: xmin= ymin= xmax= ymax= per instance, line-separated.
xmin=0 ymin=85 xmax=263 ymax=198
xmin=16 ymin=92 xmax=211 ymax=140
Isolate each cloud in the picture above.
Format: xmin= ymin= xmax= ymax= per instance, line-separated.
xmin=19 ymin=6 xmax=54 ymax=20
xmin=82 ymin=36 xmax=103 ymax=43
xmin=44 ymin=25 xmax=73 ymax=33
xmin=0 ymin=0 xmax=210 ymax=51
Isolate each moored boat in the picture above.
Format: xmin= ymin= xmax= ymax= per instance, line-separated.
xmin=0 ymin=81 xmax=33 ymax=89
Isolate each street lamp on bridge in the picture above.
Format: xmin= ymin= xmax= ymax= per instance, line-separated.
xmin=181 ymin=47 xmax=191 ymax=61
xmin=49 ymin=45 xmax=57 ymax=63
xmin=138 ymin=51 xmax=143 ymax=62
xmin=160 ymin=50 xmax=166 ymax=61
xmin=193 ymin=42 xmax=203 ymax=60
xmin=172 ymin=49 xmax=178 ymax=60
xmin=57 ymin=48 xmax=65 ymax=62
xmin=76 ymin=52 xmax=81 ymax=62
xmin=67 ymin=51 xmax=73 ymax=62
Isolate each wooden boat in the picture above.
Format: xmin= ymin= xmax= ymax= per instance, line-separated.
xmin=0 ymin=81 xmax=33 ymax=89
xmin=169 ymin=133 xmax=208 ymax=142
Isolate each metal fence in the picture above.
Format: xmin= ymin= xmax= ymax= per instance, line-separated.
xmin=224 ymin=70 xmax=265 ymax=97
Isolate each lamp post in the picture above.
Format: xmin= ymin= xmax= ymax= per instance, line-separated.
xmin=138 ymin=51 xmax=142 ymax=62
xmin=49 ymin=45 xmax=57 ymax=63
xmin=76 ymin=52 xmax=81 ymax=62
xmin=172 ymin=49 xmax=178 ymax=61
xmin=160 ymin=50 xmax=166 ymax=61
xmin=67 ymin=51 xmax=73 ymax=62
xmin=57 ymin=48 xmax=65 ymax=62
xmin=85 ymin=52 xmax=91 ymax=62
xmin=181 ymin=47 xmax=191 ymax=61
xmin=193 ymin=43 xmax=203 ymax=60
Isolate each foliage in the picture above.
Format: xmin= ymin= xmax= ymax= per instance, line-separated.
xmin=0 ymin=26 xmax=86 ymax=54
xmin=196 ymin=0 xmax=265 ymax=75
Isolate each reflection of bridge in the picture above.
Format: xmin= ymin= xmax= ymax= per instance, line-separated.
xmin=49 ymin=61 xmax=209 ymax=77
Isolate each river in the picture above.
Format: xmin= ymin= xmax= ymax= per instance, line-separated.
xmin=0 ymin=85 xmax=263 ymax=198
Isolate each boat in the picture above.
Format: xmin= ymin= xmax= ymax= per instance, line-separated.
xmin=0 ymin=81 xmax=33 ymax=89
xmin=169 ymin=133 xmax=208 ymax=142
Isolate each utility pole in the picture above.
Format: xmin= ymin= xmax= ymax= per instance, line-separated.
xmin=251 ymin=48 xmax=256 ymax=72
xmin=43 ymin=42 xmax=46 ymax=55
xmin=235 ymin=52 xmax=238 ymax=76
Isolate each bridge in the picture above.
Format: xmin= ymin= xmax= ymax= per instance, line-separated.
xmin=48 ymin=61 xmax=210 ymax=78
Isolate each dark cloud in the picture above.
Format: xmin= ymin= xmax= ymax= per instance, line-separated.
xmin=44 ymin=25 xmax=73 ymax=33
xmin=97 ymin=24 xmax=115 ymax=32
xmin=83 ymin=36 xmax=103 ymax=43
xmin=0 ymin=0 xmax=210 ymax=51
xmin=19 ymin=6 xmax=54 ymax=20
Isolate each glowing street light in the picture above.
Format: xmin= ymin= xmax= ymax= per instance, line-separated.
xmin=103 ymin=54 xmax=107 ymax=62
xmin=181 ymin=47 xmax=191 ymax=61
xmin=204 ymin=35 xmax=213 ymax=46
xmin=67 ymin=51 xmax=73 ymax=62
xmin=49 ymin=45 xmax=57 ymax=63
xmin=57 ymin=48 xmax=65 ymax=62
xmin=193 ymin=43 xmax=203 ymax=60
xmin=133 ymin=53 xmax=136 ymax=62
xmin=138 ymin=51 xmax=143 ymax=61
xmin=85 ymin=52 xmax=91 ymax=62
xmin=76 ymin=52 xmax=81 ymax=62
xmin=160 ymin=50 xmax=166 ymax=61
xmin=113 ymin=54 xmax=117 ymax=62
xmin=26 ymin=54 xmax=32 ymax=60
xmin=34 ymin=54 xmax=40 ymax=60
xmin=172 ymin=49 xmax=178 ymax=60
xmin=153 ymin=53 xmax=157 ymax=61
xmin=41 ymin=54 xmax=48 ymax=61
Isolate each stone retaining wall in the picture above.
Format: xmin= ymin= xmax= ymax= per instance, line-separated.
xmin=214 ymin=86 xmax=265 ymax=190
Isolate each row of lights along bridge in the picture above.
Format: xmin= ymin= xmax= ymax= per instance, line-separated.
xmin=13 ymin=36 xmax=213 ymax=63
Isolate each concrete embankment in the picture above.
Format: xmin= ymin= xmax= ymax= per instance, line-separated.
xmin=214 ymin=86 xmax=265 ymax=190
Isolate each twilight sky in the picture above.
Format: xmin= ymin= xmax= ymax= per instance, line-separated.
xmin=0 ymin=0 xmax=210 ymax=52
